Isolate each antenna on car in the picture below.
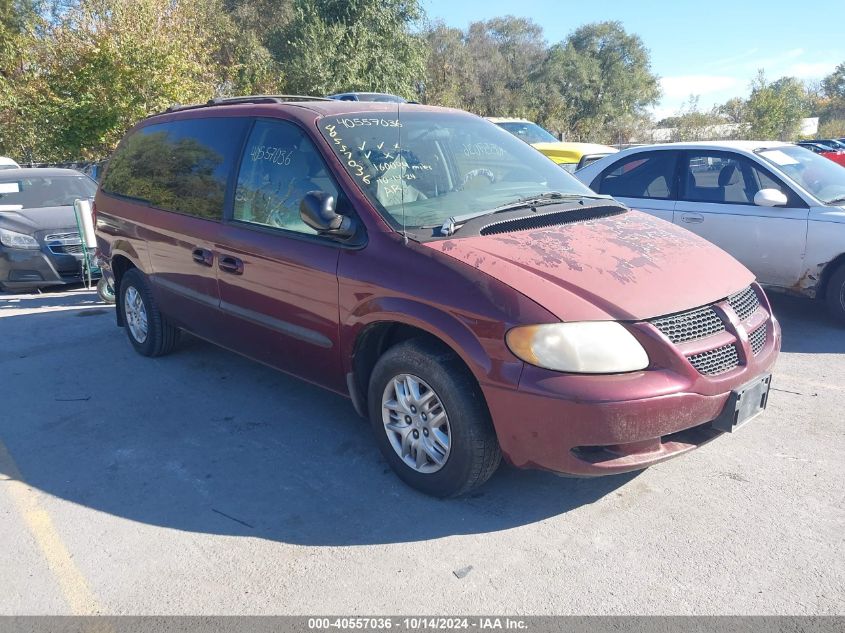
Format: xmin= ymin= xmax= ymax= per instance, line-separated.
xmin=398 ymin=99 xmax=407 ymax=245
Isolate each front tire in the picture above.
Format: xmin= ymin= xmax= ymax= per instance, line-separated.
xmin=119 ymin=268 xmax=180 ymax=356
xmin=825 ymin=264 xmax=845 ymax=324
xmin=368 ymin=338 xmax=501 ymax=497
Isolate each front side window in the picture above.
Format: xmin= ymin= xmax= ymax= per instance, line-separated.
xmin=318 ymin=111 xmax=594 ymax=232
xmin=595 ymin=151 xmax=677 ymax=200
xmin=759 ymin=145 xmax=845 ymax=205
xmin=102 ymin=117 xmax=248 ymax=220
xmin=0 ymin=175 xmax=96 ymax=210
xmin=233 ymin=120 xmax=340 ymax=235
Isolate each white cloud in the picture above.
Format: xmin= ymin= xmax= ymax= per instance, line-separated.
xmin=660 ymin=75 xmax=742 ymax=100
xmin=783 ymin=61 xmax=839 ymax=79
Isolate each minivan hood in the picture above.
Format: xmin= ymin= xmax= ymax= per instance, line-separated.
xmin=0 ymin=206 xmax=76 ymax=234
xmin=424 ymin=210 xmax=754 ymax=321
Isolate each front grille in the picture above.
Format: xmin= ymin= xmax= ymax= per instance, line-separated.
xmin=44 ymin=232 xmax=83 ymax=255
xmin=728 ymin=286 xmax=760 ymax=321
xmin=687 ymin=343 xmax=740 ymax=376
xmin=749 ymin=324 xmax=767 ymax=355
xmin=650 ymin=305 xmax=725 ymax=344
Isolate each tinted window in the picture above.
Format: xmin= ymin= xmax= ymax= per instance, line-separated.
xmin=234 ymin=120 xmax=340 ymax=235
xmin=0 ymin=175 xmax=96 ymax=209
xmin=595 ymin=151 xmax=677 ymax=200
xmin=683 ymin=152 xmax=789 ymax=205
xmin=102 ymin=117 xmax=248 ymax=220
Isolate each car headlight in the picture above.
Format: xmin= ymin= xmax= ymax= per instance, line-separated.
xmin=0 ymin=227 xmax=39 ymax=249
xmin=506 ymin=322 xmax=649 ymax=374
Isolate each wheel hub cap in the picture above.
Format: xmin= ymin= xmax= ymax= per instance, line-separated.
xmin=124 ymin=286 xmax=148 ymax=344
xmin=381 ymin=374 xmax=451 ymax=474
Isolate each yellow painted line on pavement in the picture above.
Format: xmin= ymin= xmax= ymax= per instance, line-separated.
xmin=0 ymin=439 xmax=100 ymax=614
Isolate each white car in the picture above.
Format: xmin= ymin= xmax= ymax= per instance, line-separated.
xmin=576 ymin=141 xmax=845 ymax=322
xmin=0 ymin=157 xmax=20 ymax=170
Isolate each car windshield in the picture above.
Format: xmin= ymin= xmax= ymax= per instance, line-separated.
xmin=758 ymin=145 xmax=845 ymax=205
xmin=0 ymin=175 xmax=96 ymax=210
xmin=495 ymin=121 xmax=559 ymax=144
xmin=318 ymin=111 xmax=594 ymax=231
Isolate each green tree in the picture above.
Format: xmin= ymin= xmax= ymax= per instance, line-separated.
xmin=533 ymin=21 xmax=660 ymax=143
xmin=745 ymin=71 xmax=809 ymax=141
xmin=822 ymin=62 xmax=845 ymax=101
xmin=666 ymin=96 xmax=725 ymax=142
xmin=273 ymin=0 xmax=426 ymax=98
xmin=0 ymin=0 xmax=283 ymax=162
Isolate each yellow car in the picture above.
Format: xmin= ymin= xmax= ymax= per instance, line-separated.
xmin=488 ymin=118 xmax=618 ymax=172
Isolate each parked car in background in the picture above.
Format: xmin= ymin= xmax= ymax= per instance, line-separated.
xmin=577 ymin=141 xmax=845 ymax=322
xmin=0 ymin=156 xmax=20 ymax=170
xmin=81 ymin=160 xmax=107 ymax=183
xmin=96 ymin=97 xmax=779 ymax=496
xmin=797 ymin=141 xmax=845 ymax=166
xmin=488 ymin=117 xmax=617 ymax=172
xmin=327 ymin=92 xmax=407 ymax=103
xmin=815 ymin=139 xmax=845 ymax=150
xmin=0 ymin=168 xmax=98 ymax=291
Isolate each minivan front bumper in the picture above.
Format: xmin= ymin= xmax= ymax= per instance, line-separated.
xmin=484 ymin=302 xmax=781 ymax=476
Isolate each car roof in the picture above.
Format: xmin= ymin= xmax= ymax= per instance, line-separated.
xmin=486 ymin=117 xmax=532 ymax=124
xmin=143 ymin=99 xmax=469 ymax=128
xmin=0 ymin=156 xmax=19 ymax=166
xmin=622 ymin=140 xmax=794 ymax=152
xmin=0 ymin=167 xmax=85 ymax=179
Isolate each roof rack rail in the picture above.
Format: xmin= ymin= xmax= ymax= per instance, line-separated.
xmin=164 ymin=94 xmax=332 ymax=114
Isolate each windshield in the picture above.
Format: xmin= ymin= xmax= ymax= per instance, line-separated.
xmin=495 ymin=121 xmax=558 ymax=144
xmin=0 ymin=175 xmax=96 ymax=210
xmin=758 ymin=145 xmax=845 ymax=205
xmin=318 ymin=111 xmax=594 ymax=231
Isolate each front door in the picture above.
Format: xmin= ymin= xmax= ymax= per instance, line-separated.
xmin=674 ymin=150 xmax=809 ymax=287
xmin=215 ymin=118 xmax=347 ymax=392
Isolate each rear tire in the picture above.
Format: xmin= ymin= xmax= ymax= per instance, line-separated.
xmin=367 ymin=338 xmax=501 ymax=497
xmin=119 ymin=268 xmax=180 ymax=356
xmin=825 ymin=264 xmax=845 ymax=324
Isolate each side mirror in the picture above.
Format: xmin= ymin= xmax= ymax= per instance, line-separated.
xmin=300 ymin=191 xmax=356 ymax=238
xmin=754 ymin=188 xmax=788 ymax=207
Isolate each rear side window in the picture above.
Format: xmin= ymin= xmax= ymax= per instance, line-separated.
xmin=594 ymin=151 xmax=677 ymax=200
xmin=102 ymin=117 xmax=248 ymax=220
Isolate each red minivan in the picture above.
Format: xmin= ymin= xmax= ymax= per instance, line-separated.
xmin=95 ymin=97 xmax=780 ymax=496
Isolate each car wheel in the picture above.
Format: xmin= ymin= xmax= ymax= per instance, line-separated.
xmin=825 ymin=264 xmax=845 ymax=324
xmin=119 ymin=268 xmax=180 ymax=356
xmin=97 ymin=277 xmax=116 ymax=304
xmin=368 ymin=338 xmax=501 ymax=497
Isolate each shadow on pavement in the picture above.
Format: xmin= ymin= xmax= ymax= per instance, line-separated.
xmin=768 ymin=292 xmax=845 ymax=354
xmin=0 ymin=290 xmax=635 ymax=546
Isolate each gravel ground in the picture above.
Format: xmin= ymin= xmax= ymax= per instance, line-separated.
xmin=0 ymin=286 xmax=843 ymax=615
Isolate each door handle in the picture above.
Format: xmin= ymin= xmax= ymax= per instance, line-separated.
xmin=218 ymin=255 xmax=244 ymax=275
xmin=192 ymin=247 xmax=214 ymax=266
xmin=681 ymin=213 xmax=704 ymax=224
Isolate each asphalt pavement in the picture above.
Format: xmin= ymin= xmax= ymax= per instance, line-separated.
xmin=0 ymin=286 xmax=843 ymax=615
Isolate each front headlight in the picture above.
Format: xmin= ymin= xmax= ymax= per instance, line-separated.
xmin=506 ymin=322 xmax=649 ymax=374
xmin=0 ymin=227 xmax=39 ymax=249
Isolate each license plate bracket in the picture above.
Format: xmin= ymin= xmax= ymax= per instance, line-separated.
xmin=712 ymin=373 xmax=772 ymax=433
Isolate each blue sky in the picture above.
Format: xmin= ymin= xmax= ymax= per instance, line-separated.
xmin=421 ymin=0 xmax=845 ymax=119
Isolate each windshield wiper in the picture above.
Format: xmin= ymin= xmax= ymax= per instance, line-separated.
xmin=439 ymin=192 xmax=611 ymax=236
xmin=825 ymin=196 xmax=845 ymax=206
